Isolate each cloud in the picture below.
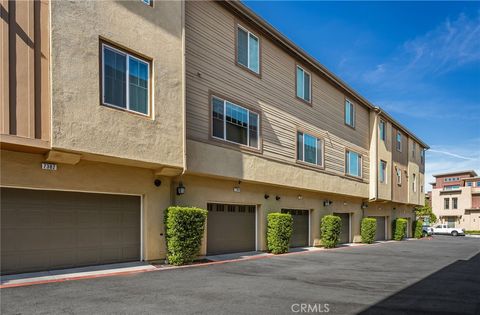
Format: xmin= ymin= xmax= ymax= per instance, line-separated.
xmin=425 ymin=140 xmax=480 ymax=189
xmin=363 ymin=12 xmax=480 ymax=85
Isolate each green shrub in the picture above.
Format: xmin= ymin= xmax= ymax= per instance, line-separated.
xmin=413 ymin=220 xmax=424 ymax=239
xmin=267 ymin=213 xmax=293 ymax=254
xmin=392 ymin=218 xmax=408 ymax=241
xmin=164 ymin=206 xmax=208 ymax=265
xmin=361 ymin=217 xmax=377 ymax=244
xmin=320 ymin=215 xmax=342 ymax=248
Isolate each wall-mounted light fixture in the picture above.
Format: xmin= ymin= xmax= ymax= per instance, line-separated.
xmin=264 ymin=194 xmax=270 ymax=199
xmin=361 ymin=202 xmax=368 ymax=209
xmin=275 ymin=195 xmax=281 ymax=201
xmin=176 ymin=182 xmax=186 ymax=195
xmin=233 ymin=186 xmax=241 ymax=193
xmin=297 ymin=195 xmax=303 ymax=200
xmin=323 ymin=200 xmax=333 ymax=207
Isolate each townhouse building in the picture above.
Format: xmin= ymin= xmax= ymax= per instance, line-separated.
xmin=1 ymin=0 xmax=428 ymax=275
xmin=431 ymin=171 xmax=480 ymax=230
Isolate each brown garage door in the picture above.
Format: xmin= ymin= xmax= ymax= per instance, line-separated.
xmin=281 ymin=209 xmax=309 ymax=248
xmin=206 ymin=203 xmax=256 ymax=255
xmin=333 ymin=213 xmax=350 ymax=244
xmin=1 ymin=188 xmax=141 ymax=275
xmin=370 ymin=216 xmax=386 ymax=241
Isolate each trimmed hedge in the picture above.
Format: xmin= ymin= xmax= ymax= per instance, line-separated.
xmin=320 ymin=215 xmax=342 ymax=248
xmin=413 ymin=220 xmax=424 ymax=239
xmin=267 ymin=213 xmax=293 ymax=254
xmin=164 ymin=206 xmax=208 ymax=265
xmin=361 ymin=217 xmax=377 ymax=244
xmin=392 ymin=218 xmax=408 ymax=241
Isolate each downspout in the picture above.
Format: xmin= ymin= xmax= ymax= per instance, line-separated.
xmin=181 ymin=0 xmax=187 ymax=177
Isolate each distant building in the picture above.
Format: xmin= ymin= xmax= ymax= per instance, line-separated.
xmin=431 ymin=170 xmax=480 ymax=230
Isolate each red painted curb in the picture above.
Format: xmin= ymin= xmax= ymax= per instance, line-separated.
xmin=0 ymin=239 xmax=414 ymax=289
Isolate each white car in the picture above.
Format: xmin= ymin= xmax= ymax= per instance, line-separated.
xmin=432 ymin=224 xmax=465 ymax=236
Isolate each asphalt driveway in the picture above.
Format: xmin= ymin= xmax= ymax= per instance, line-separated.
xmin=2 ymin=236 xmax=480 ymax=315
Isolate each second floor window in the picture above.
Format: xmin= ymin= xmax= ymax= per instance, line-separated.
xmin=297 ymin=132 xmax=323 ymax=166
xmin=212 ymin=96 xmax=259 ymax=149
xmin=237 ymin=26 xmax=259 ymax=73
xmin=379 ymin=160 xmax=387 ymax=183
xmin=444 ymin=198 xmax=449 ymax=209
xmin=396 ymin=132 xmax=402 ymax=151
xmin=379 ymin=120 xmax=386 ymax=142
xmin=396 ymin=168 xmax=402 ymax=185
xmin=467 ymin=182 xmax=472 ymax=187
xmin=296 ymin=66 xmax=311 ymax=102
xmin=346 ymin=150 xmax=362 ymax=177
xmin=452 ymin=197 xmax=458 ymax=209
xmin=345 ymin=99 xmax=355 ymax=128
xmin=101 ymin=43 xmax=150 ymax=116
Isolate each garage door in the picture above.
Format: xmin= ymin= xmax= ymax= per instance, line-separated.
xmin=371 ymin=216 xmax=386 ymax=241
xmin=206 ymin=203 xmax=256 ymax=255
xmin=1 ymin=188 xmax=141 ymax=275
xmin=333 ymin=213 xmax=350 ymax=244
xmin=282 ymin=209 xmax=309 ymax=248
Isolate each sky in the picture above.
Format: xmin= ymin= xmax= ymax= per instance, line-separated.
xmin=243 ymin=1 xmax=480 ymax=189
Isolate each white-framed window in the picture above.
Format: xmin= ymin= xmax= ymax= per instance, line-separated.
xmin=345 ymin=99 xmax=355 ymax=128
xmin=296 ymin=66 xmax=311 ymax=102
xmin=212 ymin=96 xmax=259 ymax=149
xmin=237 ymin=25 xmax=259 ymax=73
xmin=396 ymin=168 xmax=402 ymax=185
xmin=379 ymin=160 xmax=387 ymax=183
xmin=297 ymin=131 xmax=323 ymax=166
xmin=379 ymin=120 xmax=386 ymax=142
xmin=142 ymin=0 xmax=152 ymax=6
xmin=452 ymin=197 xmax=458 ymax=209
xmin=346 ymin=150 xmax=362 ymax=177
xmin=412 ymin=173 xmax=417 ymax=192
xmin=101 ymin=43 xmax=150 ymax=116
xmin=396 ymin=132 xmax=402 ymax=151
xmin=412 ymin=142 xmax=416 ymax=158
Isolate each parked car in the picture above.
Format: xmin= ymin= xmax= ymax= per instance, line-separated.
xmin=422 ymin=225 xmax=434 ymax=236
xmin=432 ymin=224 xmax=465 ymax=236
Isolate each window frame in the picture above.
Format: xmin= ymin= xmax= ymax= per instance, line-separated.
xmin=412 ymin=142 xmax=416 ymax=158
xmin=100 ymin=41 xmax=152 ymax=117
xmin=396 ymin=167 xmax=402 ymax=186
xmin=396 ymin=131 xmax=402 ymax=152
xmin=296 ymin=130 xmax=324 ymax=168
xmin=344 ymin=98 xmax=355 ymax=129
xmin=379 ymin=119 xmax=386 ymax=142
xmin=444 ymin=198 xmax=449 ymax=210
xmin=379 ymin=160 xmax=387 ymax=184
xmin=235 ymin=23 xmax=261 ymax=77
xmin=141 ymin=0 xmax=153 ymax=7
xmin=412 ymin=173 xmax=417 ymax=192
xmin=452 ymin=197 xmax=458 ymax=209
xmin=295 ymin=64 xmax=312 ymax=104
xmin=345 ymin=149 xmax=362 ymax=178
xmin=210 ymin=94 xmax=261 ymax=151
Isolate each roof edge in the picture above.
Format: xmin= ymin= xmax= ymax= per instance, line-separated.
xmin=432 ymin=170 xmax=478 ymax=178
xmin=223 ymin=0 xmax=429 ymax=149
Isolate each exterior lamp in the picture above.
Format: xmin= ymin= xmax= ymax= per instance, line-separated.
xmin=361 ymin=202 xmax=368 ymax=209
xmin=176 ymin=182 xmax=186 ymax=195
xmin=323 ymin=200 xmax=332 ymax=207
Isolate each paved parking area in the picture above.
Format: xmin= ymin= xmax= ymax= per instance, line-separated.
xmin=1 ymin=236 xmax=479 ymax=315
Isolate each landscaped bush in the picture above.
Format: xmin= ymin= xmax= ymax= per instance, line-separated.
xmin=164 ymin=206 xmax=208 ymax=265
xmin=361 ymin=217 xmax=377 ymax=244
xmin=320 ymin=215 xmax=342 ymax=248
xmin=392 ymin=218 xmax=408 ymax=241
xmin=412 ymin=220 xmax=424 ymax=239
xmin=267 ymin=213 xmax=293 ymax=254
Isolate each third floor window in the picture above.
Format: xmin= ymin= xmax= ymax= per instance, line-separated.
xmin=212 ymin=96 xmax=259 ymax=149
xmin=345 ymin=99 xmax=355 ymax=128
xmin=396 ymin=132 xmax=402 ymax=152
xmin=237 ymin=25 xmax=259 ymax=74
xmin=296 ymin=66 xmax=311 ymax=102
xmin=379 ymin=120 xmax=386 ymax=142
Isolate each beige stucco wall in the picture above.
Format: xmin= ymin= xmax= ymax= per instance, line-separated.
xmin=1 ymin=150 xmax=170 ymax=261
xmin=187 ymin=140 xmax=369 ymax=199
xmin=407 ymin=138 xmax=423 ymax=206
xmin=377 ymin=117 xmax=393 ymax=201
xmin=50 ymin=0 xmax=184 ymax=168
xmin=432 ymin=187 xmax=478 ymax=230
xmin=173 ymin=174 xmax=366 ymax=254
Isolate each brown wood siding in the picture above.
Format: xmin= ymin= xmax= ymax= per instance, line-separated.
xmin=185 ymin=1 xmax=369 ymax=181
xmin=0 ymin=0 xmax=50 ymax=145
